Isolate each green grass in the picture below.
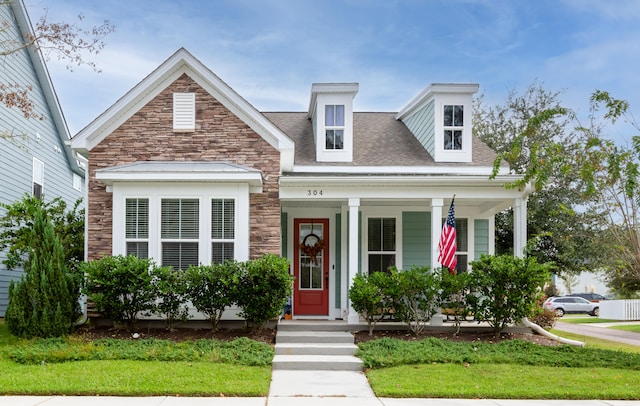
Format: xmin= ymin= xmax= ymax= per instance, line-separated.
xmin=550 ymin=329 xmax=640 ymax=353
xmin=0 ymin=320 xmax=271 ymax=396
xmin=367 ymin=364 xmax=640 ymax=399
xmin=559 ymin=316 xmax=618 ymax=324
xmin=609 ymin=324 xmax=640 ymax=333
xmin=360 ymin=336 xmax=640 ymax=399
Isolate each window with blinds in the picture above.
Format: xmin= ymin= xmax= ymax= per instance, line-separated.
xmin=125 ymin=198 xmax=149 ymax=258
xmin=161 ymin=198 xmax=199 ymax=270
xmin=211 ymin=199 xmax=235 ymax=263
xmin=367 ymin=217 xmax=396 ymax=275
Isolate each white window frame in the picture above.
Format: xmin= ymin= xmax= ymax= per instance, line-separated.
xmin=211 ymin=198 xmax=236 ymax=264
xmin=32 ymin=157 xmax=44 ymax=198
xmin=125 ymin=198 xmax=149 ymax=258
xmin=161 ymin=198 xmax=200 ymax=270
xmin=324 ymin=104 xmax=345 ymax=151
xmin=434 ymin=95 xmax=472 ymax=162
xmin=112 ymin=182 xmax=249 ymax=266
xmin=73 ymin=173 xmax=82 ymax=191
xmin=443 ymin=104 xmax=464 ymax=151
xmin=366 ymin=216 xmax=397 ymax=275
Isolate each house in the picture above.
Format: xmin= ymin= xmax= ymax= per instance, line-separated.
xmin=70 ymin=48 xmax=529 ymax=323
xmin=0 ymin=0 xmax=86 ymax=316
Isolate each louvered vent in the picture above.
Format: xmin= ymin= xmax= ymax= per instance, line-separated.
xmin=173 ymin=93 xmax=195 ymax=131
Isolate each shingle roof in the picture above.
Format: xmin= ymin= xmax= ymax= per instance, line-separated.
xmin=263 ymin=112 xmax=503 ymax=168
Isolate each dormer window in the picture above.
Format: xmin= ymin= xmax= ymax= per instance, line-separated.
xmin=325 ymin=104 xmax=345 ymax=150
xmin=443 ymin=105 xmax=463 ymax=150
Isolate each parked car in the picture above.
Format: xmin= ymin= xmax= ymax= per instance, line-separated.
xmin=543 ymin=296 xmax=599 ymax=317
xmin=566 ymin=292 xmax=607 ymax=302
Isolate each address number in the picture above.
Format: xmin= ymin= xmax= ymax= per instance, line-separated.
xmin=307 ymin=189 xmax=323 ymax=196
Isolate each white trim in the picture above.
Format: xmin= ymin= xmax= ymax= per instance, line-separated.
xmin=111 ymin=182 xmax=250 ymax=264
xmin=291 ymin=165 xmax=507 ymax=175
xmin=396 ymin=83 xmax=479 ymax=121
xmin=71 ymin=48 xmax=294 ymax=171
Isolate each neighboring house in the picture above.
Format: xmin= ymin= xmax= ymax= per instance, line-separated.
xmin=0 ymin=0 xmax=86 ymax=316
xmin=70 ymin=48 xmax=529 ymax=323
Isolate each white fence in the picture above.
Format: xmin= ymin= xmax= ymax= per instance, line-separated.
xmin=599 ymin=299 xmax=640 ymax=321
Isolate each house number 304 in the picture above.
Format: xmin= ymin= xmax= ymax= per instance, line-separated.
xmin=307 ymin=189 xmax=323 ymax=196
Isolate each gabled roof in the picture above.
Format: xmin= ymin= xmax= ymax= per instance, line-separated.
xmin=10 ymin=0 xmax=83 ymax=176
xmin=71 ymin=48 xmax=295 ymax=171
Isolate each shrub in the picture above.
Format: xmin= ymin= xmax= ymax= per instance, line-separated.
xmin=82 ymin=255 xmax=157 ymax=330
xmin=0 ymin=194 xmax=84 ymax=272
xmin=5 ymin=208 xmax=81 ymax=338
xmin=437 ymin=268 xmax=472 ymax=332
xmin=348 ymin=271 xmax=397 ymax=336
xmin=466 ymin=254 xmax=552 ymax=335
xmin=529 ymin=307 xmax=557 ymax=330
xmin=152 ymin=266 xmax=190 ymax=330
xmin=236 ymin=254 xmax=292 ymax=331
xmin=393 ymin=266 xmax=440 ymax=335
xmin=186 ymin=261 xmax=240 ymax=330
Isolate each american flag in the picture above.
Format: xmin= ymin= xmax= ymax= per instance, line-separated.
xmin=438 ymin=199 xmax=457 ymax=274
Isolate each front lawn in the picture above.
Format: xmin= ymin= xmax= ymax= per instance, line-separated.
xmin=0 ymin=321 xmax=272 ymax=396
xmin=359 ymin=336 xmax=640 ymax=399
xmin=609 ymin=324 xmax=640 ymax=333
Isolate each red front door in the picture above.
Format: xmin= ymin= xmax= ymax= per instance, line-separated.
xmin=293 ymin=218 xmax=329 ymax=316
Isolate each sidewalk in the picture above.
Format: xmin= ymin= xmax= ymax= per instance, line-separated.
xmin=3 ymin=396 xmax=640 ymax=405
xmin=554 ymin=321 xmax=640 ymax=346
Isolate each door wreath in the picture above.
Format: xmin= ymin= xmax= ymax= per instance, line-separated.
xmin=300 ymin=232 xmax=324 ymax=265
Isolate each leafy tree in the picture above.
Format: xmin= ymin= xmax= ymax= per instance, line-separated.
xmin=82 ymin=255 xmax=157 ymax=330
xmin=186 ymin=262 xmax=240 ymax=330
xmin=1 ymin=0 xmax=114 ymax=143
xmin=0 ymin=194 xmax=84 ymax=271
xmin=466 ymin=254 xmax=552 ymax=335
xmin=496 ymin=89 xmax=640 ymax=296
xmin=5 ymin=206 xmax=81 ymax=338
xmin=474 ymin=83 xmax=606 ymax=274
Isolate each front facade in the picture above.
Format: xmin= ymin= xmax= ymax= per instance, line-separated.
xmin=71 ymin=48 xmax=529 ymax=323
xmin=0 ymin=0 xmax=86 ymax=316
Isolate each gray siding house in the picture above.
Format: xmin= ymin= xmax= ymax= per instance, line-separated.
xmin=0 ymin=0 xmax=85 ymax=316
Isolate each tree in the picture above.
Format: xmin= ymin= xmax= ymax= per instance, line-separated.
xmin=5 ymin=206 xmax=81 ymax=338
xmin=494 ymin=89 xmax=640 ymax=296
xmin=474 ymin=83 xmax=606 ymax=274
xmin=1 ymin=0 xmax=114 ymax=142
xmin=0 ymin=194 xmax=84 ymax=271
xmin=572 ymin=91 xmax=640 ymax=295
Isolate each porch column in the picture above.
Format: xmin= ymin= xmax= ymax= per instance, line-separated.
xmin=431 ymin=198 xmax=444 ymax=270
xmin=347 ymin=197 xmax=360 ymax=324
xmin=513 ymin=198 xmax=528 ymax=258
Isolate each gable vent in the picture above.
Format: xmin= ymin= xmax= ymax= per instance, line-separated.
xmin=173 ymin=93 xmax=196 ymax=131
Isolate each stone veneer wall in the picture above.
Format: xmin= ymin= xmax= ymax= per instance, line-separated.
xmin=87 ymin=73 xmax=281 ymax=260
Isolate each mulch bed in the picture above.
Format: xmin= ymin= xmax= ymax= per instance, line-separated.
xmin=72 ymin=324 xmax=561 ymax=347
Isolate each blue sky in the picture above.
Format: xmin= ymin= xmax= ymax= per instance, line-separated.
xmin=26 ymin=0 xmax=640 ymax=136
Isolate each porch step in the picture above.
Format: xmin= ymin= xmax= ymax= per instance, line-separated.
xmin=272 ymin=354 xmax=363 ymax=371
xmin=272 ymin=321 xmax=363 ymax=371
xmin=274 ymin=342 xmax=358 ymax=356
xmin=275 ymin=330 xmax=355 ymax=344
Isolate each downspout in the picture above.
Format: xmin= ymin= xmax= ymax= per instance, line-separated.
xmin=75 ymin=154 xmax=89 ymax=326
xmin=521 ymin=318 xmax=585 ymax=346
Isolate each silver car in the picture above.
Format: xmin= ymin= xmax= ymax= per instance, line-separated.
xmin=543 ymin=296 xmax=599 ymax=317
